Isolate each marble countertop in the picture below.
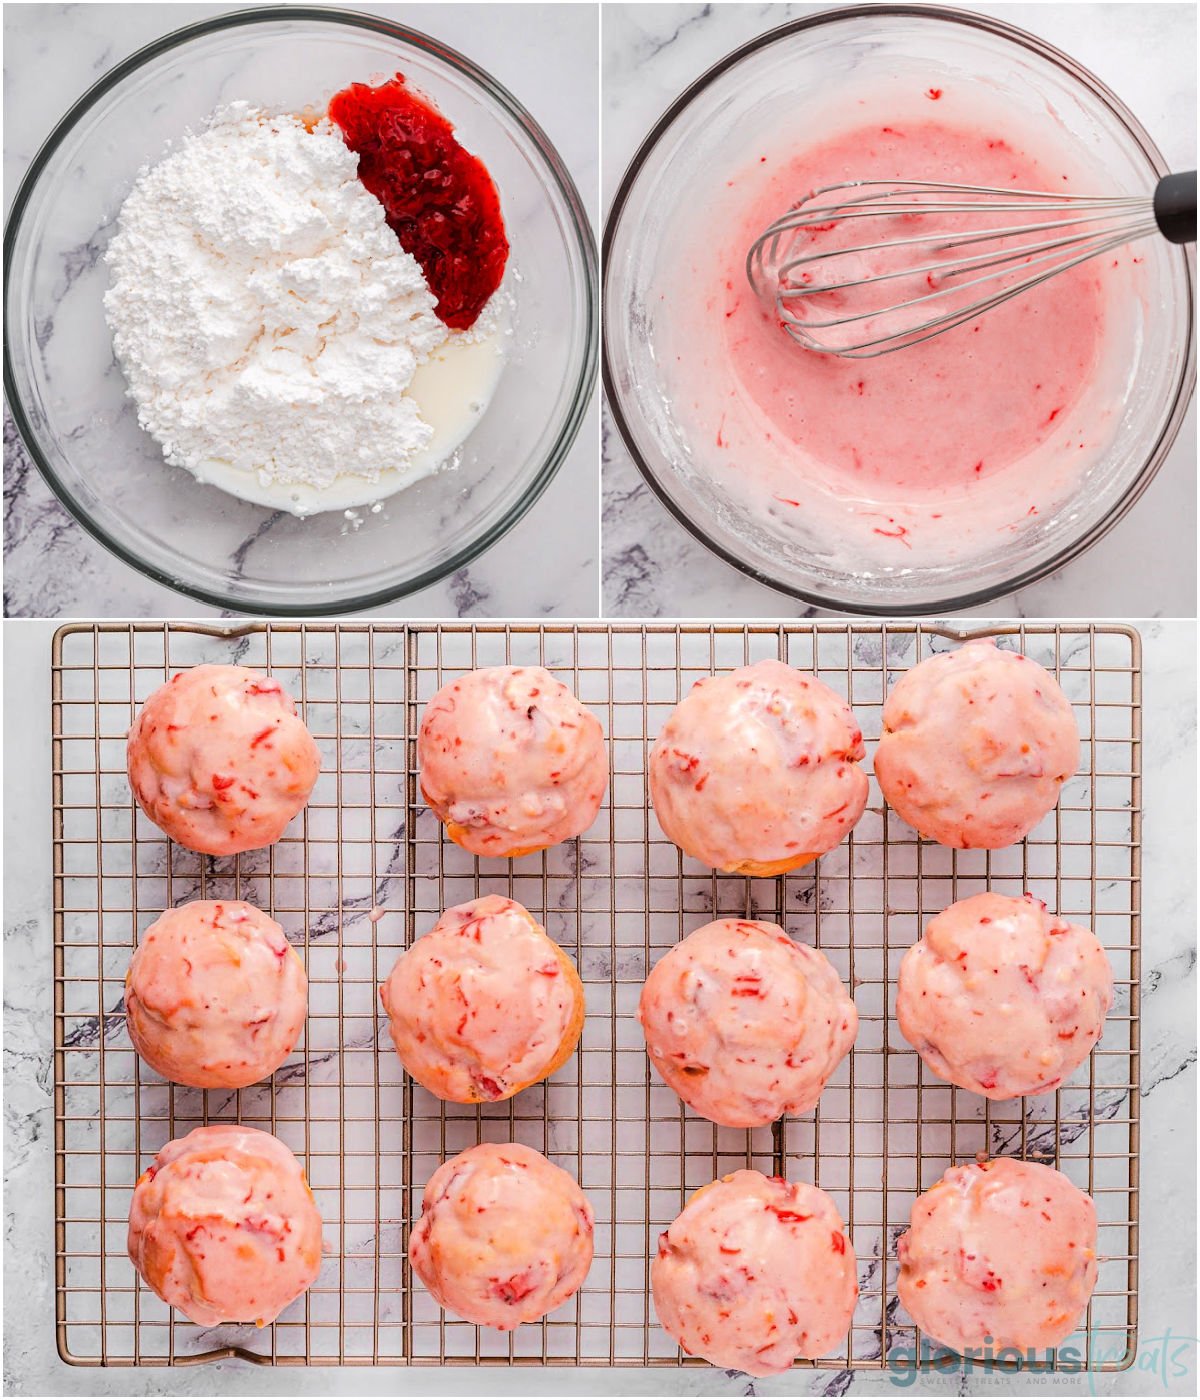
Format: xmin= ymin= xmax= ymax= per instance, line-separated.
xmin=602 ymin=2 xmax=1197 ymax=619
xmin=2 ymin=2 xmax=599 ymax=619
xmin=4 ymin=618 xmax=1196 ymax=1396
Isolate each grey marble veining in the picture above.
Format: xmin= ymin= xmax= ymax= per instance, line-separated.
xmin=602 ymin=2 xmax=1197 ymax=619
xmin=4 ymin=619 xmax=1196 ymax=1396
xmin=3 ymin=3 xmax=600 ymax=620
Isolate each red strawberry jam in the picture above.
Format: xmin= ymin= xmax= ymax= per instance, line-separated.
xmin=328 ymin=74 xmax=508 ymax=330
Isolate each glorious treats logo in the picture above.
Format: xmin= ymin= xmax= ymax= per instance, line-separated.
xmin=885 ymin=1331 xmax=1198 ymax=1390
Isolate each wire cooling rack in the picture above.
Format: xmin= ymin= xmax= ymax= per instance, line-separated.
xmin=51 ymin=621 xmax=1140 ymax=1370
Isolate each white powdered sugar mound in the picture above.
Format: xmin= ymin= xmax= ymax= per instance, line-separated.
xmin=104 ymin=104 xmax=448 ymax=492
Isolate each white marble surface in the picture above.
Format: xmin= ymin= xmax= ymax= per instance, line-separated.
xmin=4 ymin=618 xmax=1196 ymax=1396
xmin=601 ymin=3 xmax=1198 ymax=619
xmin=2 ymin=2 xmax=600 ymax=619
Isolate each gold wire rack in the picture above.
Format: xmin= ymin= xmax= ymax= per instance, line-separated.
xmin=51 ymin=620 xmax=1140 ymax=1371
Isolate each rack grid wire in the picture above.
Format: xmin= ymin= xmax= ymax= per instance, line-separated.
xmin=51 ymin=620 xmax=1140 ymax=1371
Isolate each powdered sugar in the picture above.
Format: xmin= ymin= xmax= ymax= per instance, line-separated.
xmin=104 ymin=104 xmax=450 ymax=500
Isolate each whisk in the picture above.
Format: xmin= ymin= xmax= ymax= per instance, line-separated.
xmin=746 ymin=171 xmax=1195 ymax=358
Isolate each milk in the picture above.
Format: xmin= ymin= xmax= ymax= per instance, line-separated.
xmin=187 ymin=313 xmax=509 ymax=517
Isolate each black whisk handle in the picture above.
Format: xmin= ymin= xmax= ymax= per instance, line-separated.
xmin=1153 ymin=171 xmax=1196 ymax=244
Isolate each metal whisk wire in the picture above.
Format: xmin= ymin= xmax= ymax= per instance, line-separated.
xmin=745 ymin=178 xmax=1187 ymax=358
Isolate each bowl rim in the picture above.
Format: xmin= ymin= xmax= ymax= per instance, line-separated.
xmin=3 ymin=3 xmax=598 ymax=616
xmin=601 ymin=1 xmax=1196 ymax=616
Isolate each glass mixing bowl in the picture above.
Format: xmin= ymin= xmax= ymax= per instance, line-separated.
xmin=5 ymin=6 xmax=596 ymax=614
xmin=603 ymin=4 xmax=1194 ymax=614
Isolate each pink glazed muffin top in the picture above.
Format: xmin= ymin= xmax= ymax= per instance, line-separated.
xmin=125 ymin=899 xmax=307 ymax=1089
xmin=897 ymin=1157 xmax=1098 ymax=1353
xmin=408 ymin=1142 xmax=594 ymax=1329
xmin=127 ymin=664 xmax=320 ymax=856
xmin=897 ymin=892 xmax=1112 ymax=1099
xmin=649 ymin=660 xmax=868 ymax=875
xmin=652 ymin=1170 xmax=857 ymax=1375
xmin=875 ymin=639 xmax=1079 ymax=849
xmin=379 ymin=895 xmax=585 ymax=1103
xmin=127 ymin=1124 xmax=323 ymax=1327
xmin=639 ymin=918 xmax=857 ymax=1127
xmin=418 ymin=665 xmax=608 ymax=858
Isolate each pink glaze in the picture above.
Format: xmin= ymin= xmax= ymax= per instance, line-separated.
xmin=875 ymin=638 xmax=1079 ymax=848
xmin=409 ymin=1142 xmax=594 ymax=1329
xmin=667 ymin=110 xmax=1113 ymax=561
xmin=639 ymin=918 xmax=857 ymax=1127
xmin=652 ymin=1170 xmax=856 ymax=1375
xmin=897 ymin=1157 xmax=1098 ymax=1353
xmin=127 ymin=664 xmax=321 ymax=856
xmin=649 ymin=660 xmax=867 ymax=875
xmin=898 ymin=892 xmax=1113 ymax=1099
xmin=418 ymin=666 xmax=608 ymax=858
xmin=128 ymin=1125 xmax=322 ymax=1327
xmin=126 ymin=900 xmax=307 ymax=1089
xmin=379 ymin=895 xmax=585 ymax=1103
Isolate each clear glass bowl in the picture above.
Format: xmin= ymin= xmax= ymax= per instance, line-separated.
xmin=603 ymin=4 xmax=1195 ymax=614
xmin=5 ymin=5 xmax=596 ymax=614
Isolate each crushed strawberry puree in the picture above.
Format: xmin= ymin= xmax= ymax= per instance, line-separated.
xmin=328 ymin=74 xmax=508 ymax=330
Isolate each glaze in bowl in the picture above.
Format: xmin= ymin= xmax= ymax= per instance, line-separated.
xmin=603 ymin=5 xmax=1194 ymax=613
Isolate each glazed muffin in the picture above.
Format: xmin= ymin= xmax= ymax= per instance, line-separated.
xmin=897 ymin=1157 xmax=1098 ymax=1352
xmin=418 ymin=665 xmax=608 ymax=858
xmin=639 ymin=918 xmax=857 ymax=1127
xmin=125 ymin=899 xmax=307 ymax=1089
xmin=128 ymin=1125 xmax=322 ymax=1326
xmin=897 ymin=892 xmax=1113 ymax=1099
xmin=652 ymin=1170 xmax=856 ymax=1375
xmin=648 ymin=660 xmax=868 ymax=876
xmin=379 ymin=895 xmax=584 ymax=1103
xmin=409 ymin=1142 xmax=594 ymax=1329
xmin=874 ymin=638 xmax=1079 ymax=849
xmin=127 ymin=664 xmax=321 ymax=856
